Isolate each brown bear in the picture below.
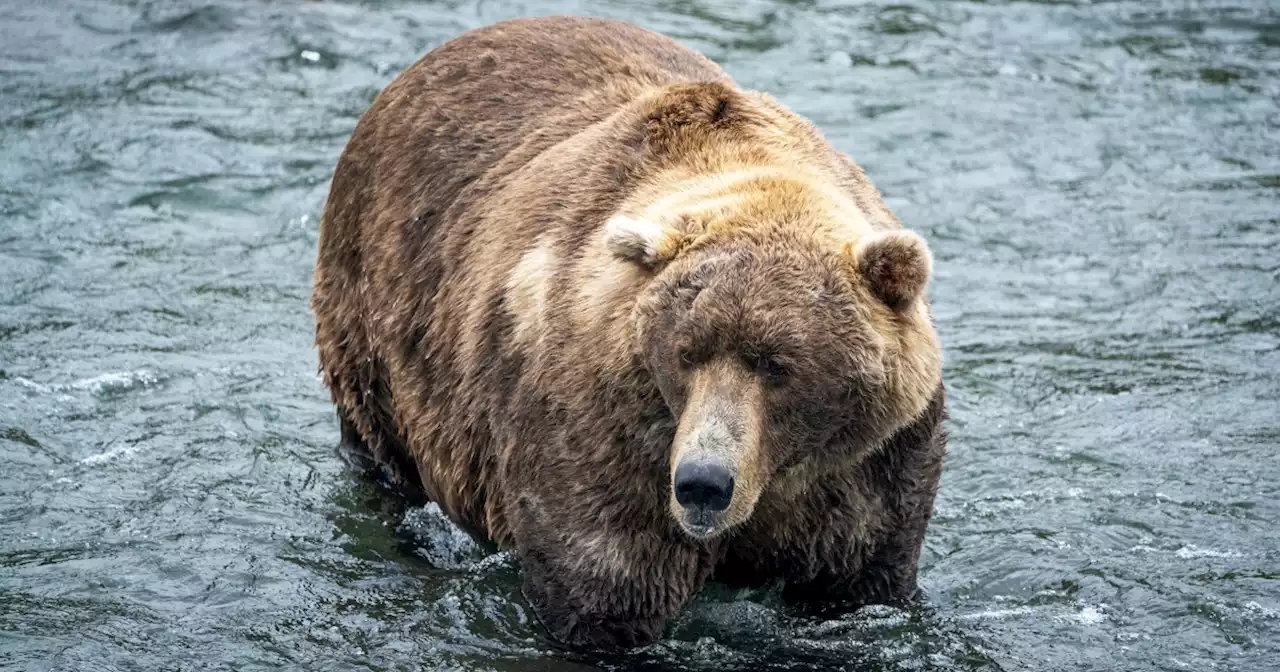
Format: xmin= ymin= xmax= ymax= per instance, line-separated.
xmin=310 ymin=15 xmax=947 ymax=651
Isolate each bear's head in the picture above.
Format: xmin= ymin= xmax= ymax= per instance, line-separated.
xmin=605 ymin=172 xmax=942 ymax=540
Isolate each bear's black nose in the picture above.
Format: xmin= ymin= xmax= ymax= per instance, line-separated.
xmin=674 ymin=460 xmax=734 ymax=511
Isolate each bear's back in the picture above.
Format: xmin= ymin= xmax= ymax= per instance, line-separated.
xmin=342 ymin=16 xmax=733 ymax=225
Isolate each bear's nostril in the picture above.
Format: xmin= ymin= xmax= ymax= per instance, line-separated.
xmin=673 ymin=460 xmax=734 ymax=512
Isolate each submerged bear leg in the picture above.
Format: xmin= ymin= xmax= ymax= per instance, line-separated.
xmin=337 ymin=406 xmax=365 ymax=451
xmin=780 ymin=530 xmax=925 ymax=614
xmin=322 ymin=354 xmax=424 ymax=498
xmin=783 ymin=386 xmax=947 ymax=614
xmin=510 ymin=494 xmax=716 ymax=650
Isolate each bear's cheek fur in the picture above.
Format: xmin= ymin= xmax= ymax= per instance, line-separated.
xmin=634 ymin=316 xmax=686 ymax=412
xmin=632 ymin=274 xmax=704 ymax=411
xmin=740 ymin=320 xmax=920 ymax=489
xmin=755 ymin=382 xmax=857 ymax=475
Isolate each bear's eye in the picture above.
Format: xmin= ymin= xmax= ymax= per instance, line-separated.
xmin=675 ymin=278 xmax=704 ymax=304
xmin=749 ymin=354 xmax=789 ymax=383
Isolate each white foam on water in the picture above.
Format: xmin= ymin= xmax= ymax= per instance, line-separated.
xmin=935 ymin=487 xmax=1099 ymax=520
xmin=70 ymin=370 xmax=158 ymax=393
xmin=80 ymin=444 xmax=139 ymax=465
xmin=13 ymin=377 xmax=51 ymax=392
xmin=401 ymin=502 xmax=488 ymax=570
xmin=13 ymin=370 xmax=159 ymax=396
xmin=960 ymin=603 xmax=1110 ymax=627
xmin=1243 ymin=602 xmax=1278 ymax=619
xmin=468 ymin=551 xmax=514 ymax=571
xmin=1174 ymin=544 xmax=1241 ymax=559
xmin=957 ymin=606 xmax=1039 ymax=621
xmin=1129 ymin=544 xmax=1242 ymax=559
xmin=1061 ymin=604 xmax=1108 ymax=626
xmin=970 ymin=497 xmax=1029 ymax=516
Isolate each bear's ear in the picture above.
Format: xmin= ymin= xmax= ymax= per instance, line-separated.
xmin=604 ymin=215 xmax=687 ymax=269
xmin=851 ymin=230 xmax=933 ymax=310
xmin=645 ymin=82 xmax=741 ymax=134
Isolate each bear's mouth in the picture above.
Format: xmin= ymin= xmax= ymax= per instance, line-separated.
xmin=677 ymin=507 xmax=722 ymax=539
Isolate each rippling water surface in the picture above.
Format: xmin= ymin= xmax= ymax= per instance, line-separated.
xmin=2 ymin=1 xmax=1278 ymax=670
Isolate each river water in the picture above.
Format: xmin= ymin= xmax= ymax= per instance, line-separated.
xmin=2 ymin=1 xmax=1277 ymax=670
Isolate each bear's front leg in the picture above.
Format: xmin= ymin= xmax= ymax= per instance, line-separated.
xmin=786 ymin=387 xmax=947 ymax=613
xmin=781 ymin=529 xmax=926 ymax=612
xmin=780 ymin=461 xmax=941 ymax=613
xmin=511 ymin=494 xmax=716 ymax=651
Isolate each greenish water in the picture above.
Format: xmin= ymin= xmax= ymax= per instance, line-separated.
xmin=2 ymin=1 xmax=1277 ymax=670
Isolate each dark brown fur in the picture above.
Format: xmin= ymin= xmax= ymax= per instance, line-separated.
xmin=311 ymin=16 xmax=947 ymax=650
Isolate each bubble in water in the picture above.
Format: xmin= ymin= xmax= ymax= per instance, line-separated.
xmin=399 ymin=503 xmax=490 ymax=569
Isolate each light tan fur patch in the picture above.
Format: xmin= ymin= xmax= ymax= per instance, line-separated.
xmin=504 ymin=236 xmax=556 ymax=346
xmin=612 ymin=162 xmax=878 ymax=260
xmin=880 ymin=299 xmax=944 ymax=428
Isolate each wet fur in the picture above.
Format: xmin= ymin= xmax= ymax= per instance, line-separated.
xmin=311 ymin=16 xmax=947 ymax=650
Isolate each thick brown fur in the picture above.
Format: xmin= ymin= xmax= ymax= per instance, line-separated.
xmin=311 ymin=15 xmax=947 ymax=651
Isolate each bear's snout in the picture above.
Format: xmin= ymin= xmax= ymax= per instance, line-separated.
xmin=668 ymin=359 xmax=766 ymax=539
xmin=674 ymin=460 xmax=735 ymax=512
